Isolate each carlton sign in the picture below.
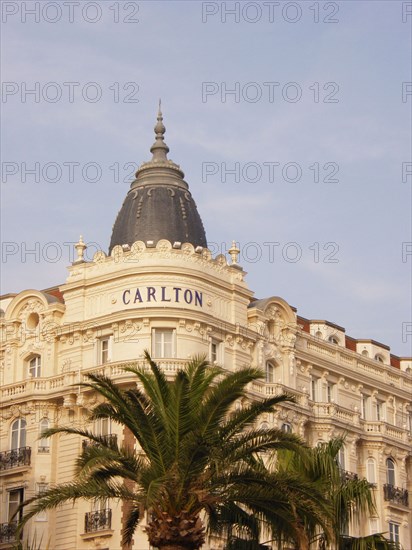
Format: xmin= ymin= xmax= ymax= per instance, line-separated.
xmin=122 ymin=286 xmax=203 ymax=308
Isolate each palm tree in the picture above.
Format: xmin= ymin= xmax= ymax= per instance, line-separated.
xmin=276 ymin=437 xmax=399 ymax=550
xmin=17 ymin=353 xmax=330 ymax=550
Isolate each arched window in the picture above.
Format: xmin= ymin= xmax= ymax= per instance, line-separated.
xmin=375 ymin=354 xmax=384 ymax=363
xmin=11 ymin=418 xmax=26 ymax=450
xmin=386 ymin=458 xmax=395 ymax=486
xmin=38 ymin=419 xmax=50 ymax=453
xmin=281 ymin=423 xmax=292 ymax=433
xmin=328 ymin=335 xmax=339 ymax=345
xmin=361 ymin=350 xmax=369 ymax=357
xmin=260 ymin=422 xmax=269 ymax=430
xmin=366 ymin=458 xmax=376 ymax=485
xmin=315 ymin=331 xmax=323 ymax=339
xmin=29 ymin=355 xmax=41 ymax=378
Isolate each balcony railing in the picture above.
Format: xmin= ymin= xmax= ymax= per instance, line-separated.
xmin=84 ymin=509 xmax=112 ymax=533
xmin=0 ymin=447 xmax=31 ymax=470
xmin=340 ymin=469 xmax=359 ymax=482
xmin=0 ymin=521 xmax=17 ymax=543
xmin=383 ymin=483 xmax=409 ymax=506
xmin=82 ymin=434 xmax=117 ymax=451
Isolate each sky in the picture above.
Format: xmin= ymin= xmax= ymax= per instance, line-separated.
xmin=1 ymin=0 xmax=411 ymax=356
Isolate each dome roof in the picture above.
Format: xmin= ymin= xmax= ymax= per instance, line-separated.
xmin=109 ymin=107 xmax=207 ymax=254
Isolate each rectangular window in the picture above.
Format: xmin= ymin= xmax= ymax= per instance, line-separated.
xmin=29 ymin=356 xmax=41 ymax=378
xmin=95 ymin=417 xmax=111 ymax=437
xmin=8 ymin=488 xmax=24 ymax=522
xmin=99 ymin=337 xmax=111 ymax=365
xmin=361 ymin=395 xmax=369 ymax=420
xmin=266 ymin=362 xmax=275 ymax=383
xmin=389 ymin=522 xmax=400 ymax=543
xmin=152 ymin=329 xmax=175 ymax=358
xmin=210 ymin=340 xmax=221 ymax=364
xmin=327 ymin=382 xmax=335 ymax=403
xmin=311 ymin=378 xmax=319 ymax=401
xmin=96 ymin=336 xmax=112 ymax=365
xmin=376 ymin=400 xmax=384 ymax=422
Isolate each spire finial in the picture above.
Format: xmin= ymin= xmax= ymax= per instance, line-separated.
xmin=73 ymin=235 xmax=87 ymax=264
xmin=228 ymin=240 xmax=240 ymax=265
xmin=151 ymin=99 xmax=169 ymax=161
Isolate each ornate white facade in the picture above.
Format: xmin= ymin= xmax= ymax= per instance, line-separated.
xmin=1 ymin=113 xmax=411 ymax=550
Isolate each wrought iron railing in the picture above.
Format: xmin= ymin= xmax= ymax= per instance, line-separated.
xmin=0 ymin=521 xmax=17 ymax=543
xmin=0 ymin=447 xmax=31 ymax=470
xmin=82 ymin=434 xmax=117 ymax=451
xmin=340 ymin=469 xmax=359 ymax=482
xmin=383 ymin=483 xmax=409 ymax=506
xmin=84 ymin=509 xmax=112 ymax=533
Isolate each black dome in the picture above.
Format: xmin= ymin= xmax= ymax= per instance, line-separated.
xmin=109 ymin=108 xmax=207 ymax=254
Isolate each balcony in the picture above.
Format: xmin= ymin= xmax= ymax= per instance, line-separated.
xmin=340 ymin=469 xmax=359 ymax=482
xmin=383 ymin=484 xmax=409 ymax=506
xmin=84 ymin=509 xmax=112 ymax=533
xmin=82 ymin=434 xmax=117 ymax=451
xmin=0 ymin=447 xmax=31 ymax=471
xmin=0 ymin=522 xmax=17 ymax=543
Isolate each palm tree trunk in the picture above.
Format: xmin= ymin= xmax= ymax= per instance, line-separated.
xmin=121 ymin=425 xmax=136 ymax=550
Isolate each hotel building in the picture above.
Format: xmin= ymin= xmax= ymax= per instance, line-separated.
xmin=1 ymin=110 xmax=411 ymax=550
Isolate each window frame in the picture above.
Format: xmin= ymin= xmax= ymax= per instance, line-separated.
xmin=281 ymin=422 xmax=292 ymax=433
xmin=310 ymin=377 xmax=319 ymax=401
xmin=38 ymin=418 xmax=50 ymax=453
xmin=386 ymin=458 xmax=395 ymax=486
xmin=28 ymin=355 xmax=41 ymax=378
xmin=209 ymin=339 xmax=222 ymax=364
xmin=8 ymin=488 xmax=24 ymax=523
xmin=361 ymin=394 xmax=369 ymax=420
xmin=152 ymin=328 xmax=176 ymax=359
xmin=97 ymin=336 xmax=112 ymax=365
xmin=327 ymin=382 xmax=335 ymax=403
xmin=389 ymin=522 xmax=400 ymax=544
xmin=366 ymin=458 xmax=376 ymax=485
xmin=265 ymin=361 xmax=275 ymax=384
xmin=11 ymin=418 xmax=27 ymax=450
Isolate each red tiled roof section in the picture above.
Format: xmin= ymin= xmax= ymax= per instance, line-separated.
xmin=297 ymin=316 xmax=310 ymax=333
xmin=345 ymin=336 xmax=357 ymax=352
xmin=43 ymin=286 xmax=65 ymax=303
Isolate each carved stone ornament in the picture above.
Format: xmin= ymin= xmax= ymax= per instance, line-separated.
xmin=93 ymin=250 xmax=106 ymax=263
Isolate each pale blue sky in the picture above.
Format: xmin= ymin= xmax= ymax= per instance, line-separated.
xmin=1 ymin=0 xmax=411 ymax=355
